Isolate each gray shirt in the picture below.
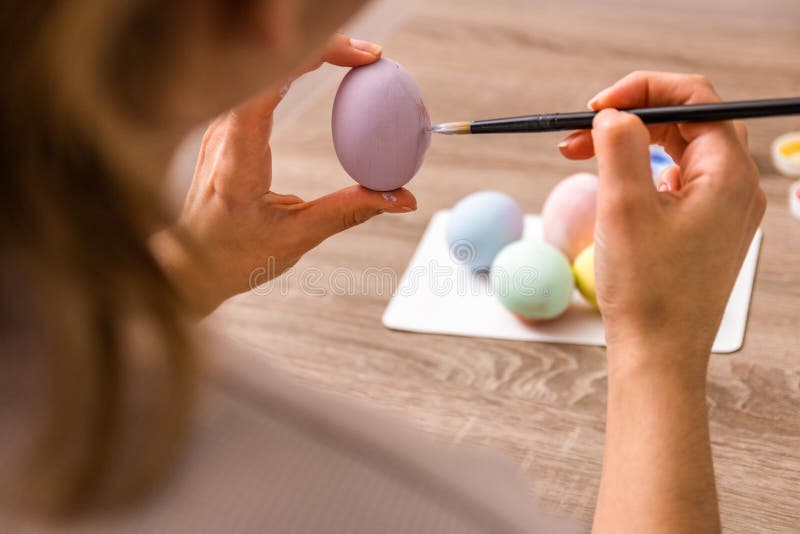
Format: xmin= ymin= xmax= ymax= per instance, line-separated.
xmin=1 ymin=332 xmax=575 ymax=533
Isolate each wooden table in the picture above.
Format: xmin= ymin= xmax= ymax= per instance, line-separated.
xmin=208 ymin=1 xmax=800 ymax=531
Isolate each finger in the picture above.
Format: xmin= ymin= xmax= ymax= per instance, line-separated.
xmin=589 ymin=71 xmax=722 ymax=110
xmin=732 ymin=120 xmax=749 ymax=147
xmin=587 ymin=71 xmax=738 ymax=159
xmin=558 ymin=130 xmax=594 ymax=160
xmin=267 ymin=192 xmax=305 ymax=205
xmin=226 ymin=76 xmax=290 ymax=134
xmin=558 ymin=128 xmax=686 ymax=162
xmin=295 ymin=33 xmax=382 ymax=76
xmin=592 ymin=109 xmax=658 ymax=213
xmin=200 ymin=89 xmax=282 ymax=203
xmin=294 ymin=186 xmax=416 ymax=247
xmin=656 ymin=166 xmax=682 ymax=193
xmin=558 ymin=127 xmax=687 ymax=162
xmin=222 ymin=34 xmax=383 ymax=145
xmin=213 ymin=69 xmax=300 ymax=166
xmin=323 ymin=33 xmax=382 ymax=66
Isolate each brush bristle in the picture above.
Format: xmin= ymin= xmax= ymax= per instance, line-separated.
xmin=428 ymin=122 xmax=471 ymax=135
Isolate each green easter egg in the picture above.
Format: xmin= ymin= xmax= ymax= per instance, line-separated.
xmin=490 ymin=240 xmax=574 ymax=319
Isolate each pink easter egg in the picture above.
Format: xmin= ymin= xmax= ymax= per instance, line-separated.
xmin=332 ymin=58 xmax=431 ymax=191
xmin=541 ymin=173 xmax=598 ymax=261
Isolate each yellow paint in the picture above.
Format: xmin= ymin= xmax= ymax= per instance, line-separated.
xmin=573 ymin=244 xmax=598 ymax=310
xmin=778 ymin=139 xmax=800 ymax=159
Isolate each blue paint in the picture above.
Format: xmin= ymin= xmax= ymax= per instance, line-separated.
xmin=649 ymin=145 xmax=676 ymax=183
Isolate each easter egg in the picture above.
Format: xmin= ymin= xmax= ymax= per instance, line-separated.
xmin=791 ymin=181 xmax=800 ymax=221
xmin=541 ymin=172 xmax=598 ymax=261
xmin=446 ymin=191 xmax=524 ymax=271
xmin=490 ymin=240 xmax=574 ymax=320
xmin=573 ymin=243 xmax=598 ymax=309
xmin=332 ymin=58 xmax=431 ymax=191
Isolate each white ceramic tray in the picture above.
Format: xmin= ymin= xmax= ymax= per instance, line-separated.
xmin=383 ymin=210 xmax=762 ymax=353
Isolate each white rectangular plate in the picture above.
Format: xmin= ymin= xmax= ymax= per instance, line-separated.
xmin=383 ymin=211 xmax=762 ymax=354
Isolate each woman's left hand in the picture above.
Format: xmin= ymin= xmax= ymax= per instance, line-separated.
xmin=152 ymin=34 xmax=417 ymax=316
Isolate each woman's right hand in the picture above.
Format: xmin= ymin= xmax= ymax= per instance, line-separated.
xmin=559 ymin=71 xmax=766 ymax=375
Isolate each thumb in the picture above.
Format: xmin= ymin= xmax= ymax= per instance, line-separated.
xmin=592 ymin=109 xmax=657 ymax=214
xmin=294 ymin=33 xmax=382 ymax=76
xmin=320 ymin=33 xmax=382 ymax=67
xmin=296 ymin=186 xmax=417 ymax=246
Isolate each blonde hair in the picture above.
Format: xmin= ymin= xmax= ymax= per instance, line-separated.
xmin=1 ymin=0 xmax=200 ymax=517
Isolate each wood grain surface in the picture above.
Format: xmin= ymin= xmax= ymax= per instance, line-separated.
xmin=207 ymin=1 xmax=800 ymax=531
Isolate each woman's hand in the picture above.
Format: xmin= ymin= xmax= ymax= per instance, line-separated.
xmin=559 ymin=71 xmax=765 ymax=374
xmin=560 ymin=72 xmax=765 ymax=534
xmin=153 ymin=34 xmax=417 ymax=316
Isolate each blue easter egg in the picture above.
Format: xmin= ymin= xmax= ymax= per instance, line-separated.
xmin=446 ymin=191 xmax=524 ymax=271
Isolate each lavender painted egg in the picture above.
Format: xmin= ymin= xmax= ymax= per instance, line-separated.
xmin=332 ymin=58 xmax=431 ymax=191
xmin=541 ymin=173 xmax=598 ymax=261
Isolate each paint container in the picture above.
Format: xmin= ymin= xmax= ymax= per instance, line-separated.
xmin=772 ymin=132 xmax=800 ymax=177
xmin=649 ymin=145 xmax=675 ymax=183
xmin=790 ymin=181 xmax=800 ymax=221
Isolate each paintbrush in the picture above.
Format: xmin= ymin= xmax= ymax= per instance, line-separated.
xmin=429 ymin=97 xmax=800 ymax=135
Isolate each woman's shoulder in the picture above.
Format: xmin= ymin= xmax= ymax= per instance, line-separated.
xmin=163 ymin=329 xmax=575 ymax=534
xmin=0 ymin=328 xmax=575 ymax=533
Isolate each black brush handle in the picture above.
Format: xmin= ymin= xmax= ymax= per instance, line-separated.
xmin=469 ymin=97 xmax=800 ymax=134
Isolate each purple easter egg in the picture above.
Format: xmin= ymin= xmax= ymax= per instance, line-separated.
xmin=332 ymin=58 xmax=431 ymax=191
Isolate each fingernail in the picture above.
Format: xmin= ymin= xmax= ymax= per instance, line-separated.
xmin=350 ymin=38 xmax=382 ymax=56
xmin=384 ymin=205 xmax=416 ymax=213
xmin=587 ymin=88 xmax=609 ymax=110
xmin=381 ymin=191 xmax=416 ymax=213
xmin=558 ymin=131 xmax=581 ymax=149
xmin=657 ymin=183 xmax=668 ymax=192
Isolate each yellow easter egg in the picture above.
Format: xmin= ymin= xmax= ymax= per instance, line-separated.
xmin=573 ymin=244 xmax=598 ymax=309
